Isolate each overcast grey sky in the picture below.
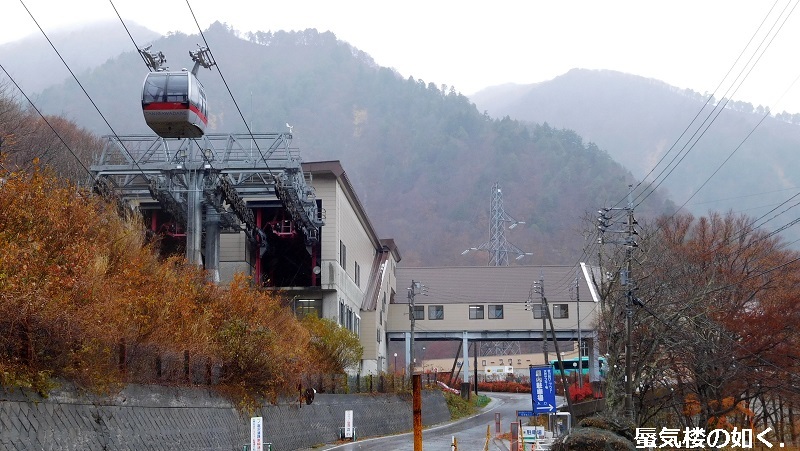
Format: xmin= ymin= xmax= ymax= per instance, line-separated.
xmin=3 ymin=0 xmax=800 ymax=113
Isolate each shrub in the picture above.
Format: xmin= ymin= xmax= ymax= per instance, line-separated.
xmin=477 ymin=380 xmax=531 ymax=393
xmin=444 ymin=392 xmax=490 ymax=420
xmin=568 ymin=381 xmax=595 ymax=403
xmin=551 ymin=427 xmax=635 ymax=451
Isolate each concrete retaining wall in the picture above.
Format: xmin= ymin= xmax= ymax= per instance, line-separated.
xmin=0 ymin=383 xmax=451 ymax=450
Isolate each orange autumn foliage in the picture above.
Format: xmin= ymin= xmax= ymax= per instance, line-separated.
xmin=0 ymin=166 xmax=317 ymax=403
xmin=683 ymin=393 xmax=756 ymax=431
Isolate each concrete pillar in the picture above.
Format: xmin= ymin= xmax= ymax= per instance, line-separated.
xmin=462 ymin=331 xmax=470 ymax=385
xmin=204 ymin=204 xmax=220 ymax=283
xmin=405 ymin=332 xmax=412 ymax=374
xmin=186 ymin=169 xmax=204 ymax=266
xmin=589 ymin=332 xmax=601 ymax=383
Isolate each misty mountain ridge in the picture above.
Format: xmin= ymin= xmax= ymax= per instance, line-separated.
xmin=472 ymin=69 xmax=800 ymax=246
xmin=7 ymin=22 xmax=794 ymax=264
xmin=0 ymin=21 xmax=159 ymax=94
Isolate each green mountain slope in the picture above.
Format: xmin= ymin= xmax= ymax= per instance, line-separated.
xmin=30 ymin=24 xmax=675 ymax=266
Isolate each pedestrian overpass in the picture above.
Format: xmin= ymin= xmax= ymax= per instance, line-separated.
xmin=385 ymin=264 xmax=604 ymax=384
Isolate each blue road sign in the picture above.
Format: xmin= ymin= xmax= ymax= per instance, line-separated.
xmin=517 ymin=410 xmax=535 ymax=417
xmin=530 ymin=365 xmax=557 ymax=414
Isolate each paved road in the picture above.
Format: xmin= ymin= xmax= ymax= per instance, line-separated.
xmin=318 ymin=392 xmax=534 ymax=451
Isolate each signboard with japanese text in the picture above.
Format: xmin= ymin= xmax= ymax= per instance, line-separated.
xmin=344 ymin=410 xmax=354 ymax=438
xmin=250 ymin=416 xmax=263 ymax=451
xmin=530 ymin=365 xmax=557 ymax=414
xmin=522 ymin=425 xmax=545 ymax=443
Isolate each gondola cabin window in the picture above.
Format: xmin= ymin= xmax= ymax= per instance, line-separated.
xmin=143 ymin=73 xmax=167 ymax=103
xmin=166 ymin=74 xmax=188 ymax=102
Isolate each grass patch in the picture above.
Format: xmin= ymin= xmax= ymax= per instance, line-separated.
xmin=445 ymin=393 xmax=491 ymax=420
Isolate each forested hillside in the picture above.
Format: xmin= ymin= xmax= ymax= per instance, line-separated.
xmin=472 ymin=69 xmax=800 ymax=240
xmin=23 ymin=23 xmax=676 ymax=266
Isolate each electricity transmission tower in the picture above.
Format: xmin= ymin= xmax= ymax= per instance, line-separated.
xmin=462 ymin=182 xmax=532 ymax=266
xmin=464 ymin=182 xmax=531 ymax=356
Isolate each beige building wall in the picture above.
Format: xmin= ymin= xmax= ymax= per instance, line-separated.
xmin=312 ymin=172 xmax=363 ymax=334
xmin=304 ymin=162 xmax=401 ymax=376
xmin=386 ymin=300 xmax=597 ymax=333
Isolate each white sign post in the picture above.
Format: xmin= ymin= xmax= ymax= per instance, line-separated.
xmin=250 ymin=416 xmax=263 ymax=451
xmin=344 ymin=410 xmax=354 ymax=439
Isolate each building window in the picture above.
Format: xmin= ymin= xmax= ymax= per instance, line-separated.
xmin=340 ymin=241 xmax=347 ymax=270
xmin=553 ymin=304 xmax=569 ymax=319
xmin=482 ymin=359 xmax=486 ymax=366
xmin=488 ymin=305 xmax=504 ymax=319
xmin=429 ymin=305 xmax=444 ymax=320
xmin=355 ymin=261 xmax=361 ymax=287
xmin=347 ymin=307 xmax=353 ymax=330
xmin=377 ymin=328 xmax=382 ymax=343
xmin=412 ymin=305 xmax=424 ymax=320
xmin=354 ymin=316 xmax=360 ymax=336
xmin=295 ymin=299 xmax=322 ymax=318
xmin=339 ymin=300 xmax=345 ymax=325
xmin=469 ymin=305 xmax=484 ymax=319
xmin=533 ymin=304 xmax=545 ymax=319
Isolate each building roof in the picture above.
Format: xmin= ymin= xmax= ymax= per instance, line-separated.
xmin=395 ymin=265 xmax=598 ymax=305
xmin=303 ymin=160 xmax=387 ymax=252
xmin=379 ymin=238 xmax=401 ymax=263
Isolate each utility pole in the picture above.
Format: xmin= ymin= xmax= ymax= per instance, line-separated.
xmin=546 ymin=294 xmax=575 ymax=420
xmin=526 ymin=274 xmax=576 ymax=418
xmin=412 ymin=374 xmax=422 ymax=451
xmin=408 ymin=280 xmax=426 ymax=374
xmin=573 ymin=270 xmax=583 ymax=388
xmin=624 ymin=186 xmax=636 ymax=422
xmin=528 ymin=278 xmax=548 ymax=365
xmin=597 ymin=184 xmax=637 ymax=422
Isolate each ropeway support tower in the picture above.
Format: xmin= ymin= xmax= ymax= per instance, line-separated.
xmin=90 ymin=132 xmax=323 ymax=283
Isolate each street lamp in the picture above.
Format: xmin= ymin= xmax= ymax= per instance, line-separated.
xmin=394 ymin=352 xmax=398 ymax=374
xmin=422 ymin=347 xmax=426 ymax=373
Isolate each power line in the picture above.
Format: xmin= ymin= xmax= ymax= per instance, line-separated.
xmin=641 ymin=0 xmax=784 ymax=191
xmin=183 ymin=0 xmax=275 ymax=175
xmin=18 ymin=0 xmax=148 ymax=183
xmin=603 ymin=0 xmax=791 ymax=215
xmin=585 ymin=1 xmax=800 ymax=306
xmin=633 ymin=271 xmax=800 ymax=397
xmin=640 ymin=0 xmax=799 ymax=212
xmin=663 ymin=106 xmax=770 ymax=213
xmin=687 ymin=186 xmax=800 ymax=206
xmin=107 ymin=0 xmax=151 ymax=70
xmin=0 ymin=63 xmax=94 ymax=181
